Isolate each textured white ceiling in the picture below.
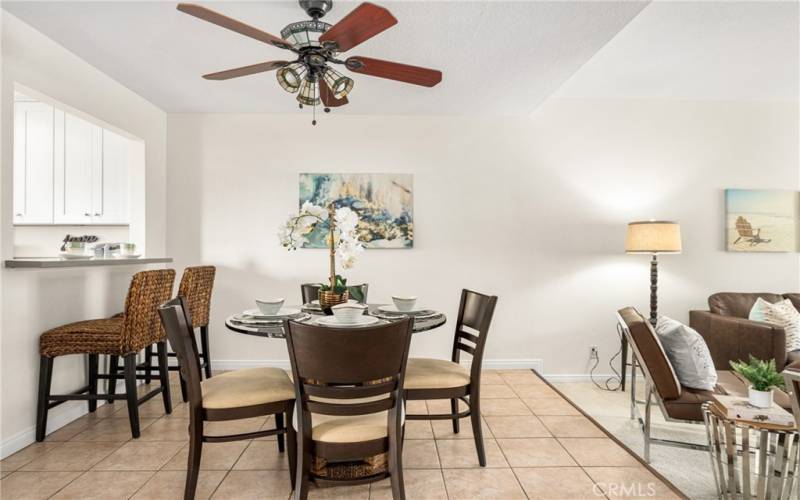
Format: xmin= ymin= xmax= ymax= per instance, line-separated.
xmin=556 ymin=1 xmax=800 ymax=102
xmin=2 ymin=1 xmax=648 ymax=114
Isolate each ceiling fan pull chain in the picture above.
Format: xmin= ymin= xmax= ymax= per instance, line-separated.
xmin=312 ymin=82 xmax=318 ymax=125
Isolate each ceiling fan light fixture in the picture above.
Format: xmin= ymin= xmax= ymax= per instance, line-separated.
xmin=280 ymin=20 xmax=331 ymax=49
xmin=323 ymin=68 xmax=354 ymax=99
xmin=296 ymin=79 xmax=320 ymax=106
xmin=276 ymin=63 xmax=306 ymax=93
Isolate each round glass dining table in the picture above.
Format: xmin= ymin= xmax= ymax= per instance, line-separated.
xmin=225 ymin=304 xmax=447 ymax=339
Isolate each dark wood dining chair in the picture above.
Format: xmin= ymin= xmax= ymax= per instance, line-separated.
xmin=403 ymin=289 xmax=497 ymax=466
xmin=142 ymin=266 xmax=216 ymax=401
xmin=284 ymin=318 xmax=413 ymax=500
xmin=300 ymin=283 xmax=369 ymax=304
xmin=36 ymin=269 xmax=175 ymax=441
xmin=159 ymin=296 xmax=296 ymax=500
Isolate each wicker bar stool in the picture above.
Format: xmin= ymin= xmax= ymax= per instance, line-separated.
xmin=141 ymin=266 xmax=216 ymax=400
xmin=35 ymin=269 xmax=176 ymax=442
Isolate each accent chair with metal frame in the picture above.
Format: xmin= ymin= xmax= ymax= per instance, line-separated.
xmin=159 ymin=297 xmax=296 ymax=500
xmin=404 ymin=289 xmax=497 ymax=466
xmin=284 ymin=317 xmax=413 ymax=500
xmin=617 ymin=306 xmax=792 ymax=462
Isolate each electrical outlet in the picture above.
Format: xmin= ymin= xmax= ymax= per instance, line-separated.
xmin=589 ymin=346 xmax=599 ymax=360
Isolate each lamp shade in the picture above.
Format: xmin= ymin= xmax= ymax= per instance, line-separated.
xmin=625 ymin=221 xmax=682 ymax=254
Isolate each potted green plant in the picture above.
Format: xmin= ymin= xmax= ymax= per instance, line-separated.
xmin=730 ymin=355 xmax=784 ymax=408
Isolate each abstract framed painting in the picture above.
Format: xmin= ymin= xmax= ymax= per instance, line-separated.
xmin=299 ymin=173 xmax=413 ymax=248
xmin=725 ymin=189 xmax=798 ymax=252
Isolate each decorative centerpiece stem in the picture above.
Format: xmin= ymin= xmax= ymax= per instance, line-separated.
xmin=328 ymin=203 xmax=336 ymax=290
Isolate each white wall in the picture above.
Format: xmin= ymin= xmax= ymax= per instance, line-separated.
xmin=166 ymin=99 xmax=799 ymax=378
xmin=0 ymin=13 xmax=168 ymax=456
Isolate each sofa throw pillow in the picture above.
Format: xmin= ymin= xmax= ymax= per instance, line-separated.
xmin=655 ymin=316 xmax=717 ymax=391
xmin=749 ymin=297 xmax=800 ymax=352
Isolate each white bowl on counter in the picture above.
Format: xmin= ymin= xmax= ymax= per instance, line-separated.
xmin=392 ymin=296 xmax=418 ymax=312
xmin=331 ymin=303 xmax=368 ymax=323
xmin=256 ymin=298 xmax=284 ymax=315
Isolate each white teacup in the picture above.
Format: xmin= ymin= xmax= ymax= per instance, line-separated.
xmin=256 ymin=298 xmax=284 ymax=315
xmin=392 ymin=296 xmax=418 ymax=312
xmin=332 ymin=303 xmax=367 ymax=323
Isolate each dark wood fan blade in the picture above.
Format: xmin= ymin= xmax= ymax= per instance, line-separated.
xmin=319 ymin=79 xmax=349 ymax=107
xmin=318 ymin=3 xmax=397 ymax=52
xmin=346 ymin=57 xmax=442 ymax=87
xmin=203 ymin=61 xmax=289 ymax=80
xmin=177 ymin=3 xmax=293 ymax=50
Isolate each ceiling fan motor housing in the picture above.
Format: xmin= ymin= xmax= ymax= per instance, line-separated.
xmin=299 ymin=0 xmax=333 ymax=19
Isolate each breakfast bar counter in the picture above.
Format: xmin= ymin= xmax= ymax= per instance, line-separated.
xmin=4 ymin=257 xmax=173 ymax=269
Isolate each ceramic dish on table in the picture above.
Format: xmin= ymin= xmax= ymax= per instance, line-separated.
xmin=331 ymin=303 xmax=367 ymax=323
xmin=256 ymin=298 xmax=285 ymax=315
xmin=315 ymin=315 xmax=380 ymax=328
xmin=376 ymin=305 xmax=434 ymax=316
xmin=242 ymin=307 xmax=301 ymax=319
xmin=392 ymin=296 xmax=418 ymax=312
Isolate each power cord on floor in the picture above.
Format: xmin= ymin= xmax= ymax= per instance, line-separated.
xmin=589 ymin=323 xmax=624 ymax=391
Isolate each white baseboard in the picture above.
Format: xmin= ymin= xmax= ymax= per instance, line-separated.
xmin=1 ymin=400 xmax=109 ymax=459
xmin=213 ymin=359 xmax=546 ymax=372
xmin=544 ymin=374 xmax=646 ymax=383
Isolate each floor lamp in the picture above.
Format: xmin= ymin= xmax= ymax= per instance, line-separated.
xmin=625 ymin=220 xmax=683 ymax=326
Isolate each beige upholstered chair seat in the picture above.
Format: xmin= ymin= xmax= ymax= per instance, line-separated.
xmin=201 ymin=367 xmax=294 ymax=409
xmin=291 ymin=395 xmax=405 ymax=444
xmin=405 ymin=358 xmax=470 ymax=389
xmin=310 ymin=412 xmax=390 ymax=443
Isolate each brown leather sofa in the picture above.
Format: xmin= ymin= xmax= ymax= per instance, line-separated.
xmin=690 ymin=293 xmax=800 ymax=371
xmin=617 ymin=306 xmax=791 ymax=462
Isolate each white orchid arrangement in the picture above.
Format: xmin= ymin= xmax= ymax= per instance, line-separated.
xmin=279 ymin=201 xmax=364 ymax=295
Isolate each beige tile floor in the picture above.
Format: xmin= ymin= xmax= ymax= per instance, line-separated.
xmin=0 ymin=370 xmax=684 ymax=499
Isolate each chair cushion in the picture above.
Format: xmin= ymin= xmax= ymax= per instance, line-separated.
xmin=655 ymin=316 xmax=717 ymax=391
xmin=40 ymin=318 xmax=125 ymax=357
xmin=292 ymin=395 xmax=405 ymax=444
xmin=404 ymin=358 xmax=471 ymax=390
xmin=749 ymin=298 xmax=800 ymax=351
xmin=201 ymin=368 xmax=294 ymax=410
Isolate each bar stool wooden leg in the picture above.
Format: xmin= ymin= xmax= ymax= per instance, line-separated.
xmin=107 ymin=355 xmax=119 ymax=404
xmin=156 ymin=341 xmax=173 ymax=414
xmin=450 ymin=399 xmax=460 ymax=433
xmin=35 ymin=356 xmax=54 ymax=442
xmin=88 ymin=354 xmax=99 ymax=412
xmin=143 ymin=345 xmax=154 ymax=384
xmin=199 ymin=326 xmax=212 ymax=379
xmin=123 ymin=353 xmax=141 ymax=438
xmin=275 ymin=413 xmax=285 ymax=452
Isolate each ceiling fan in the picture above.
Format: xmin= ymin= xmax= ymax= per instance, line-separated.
xmin=177 ymin=0 xmax=443 ymax=124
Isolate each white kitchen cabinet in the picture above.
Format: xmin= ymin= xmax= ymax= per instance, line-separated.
xmin=54 ymin=111 xmax=101 ymax=224
xmin=13 ymin=101 xmax=55 ymax=224
xmin=92 ymin=129 xmax=130 ymax=224
xmin=14 ymin=99 xmax=132 ymax=226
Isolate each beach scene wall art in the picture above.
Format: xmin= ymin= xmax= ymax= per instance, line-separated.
xmin=299 ymin=173 xmax=414 ymax=249
xmin=725 ymin=189 xmax=798 ymax=252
